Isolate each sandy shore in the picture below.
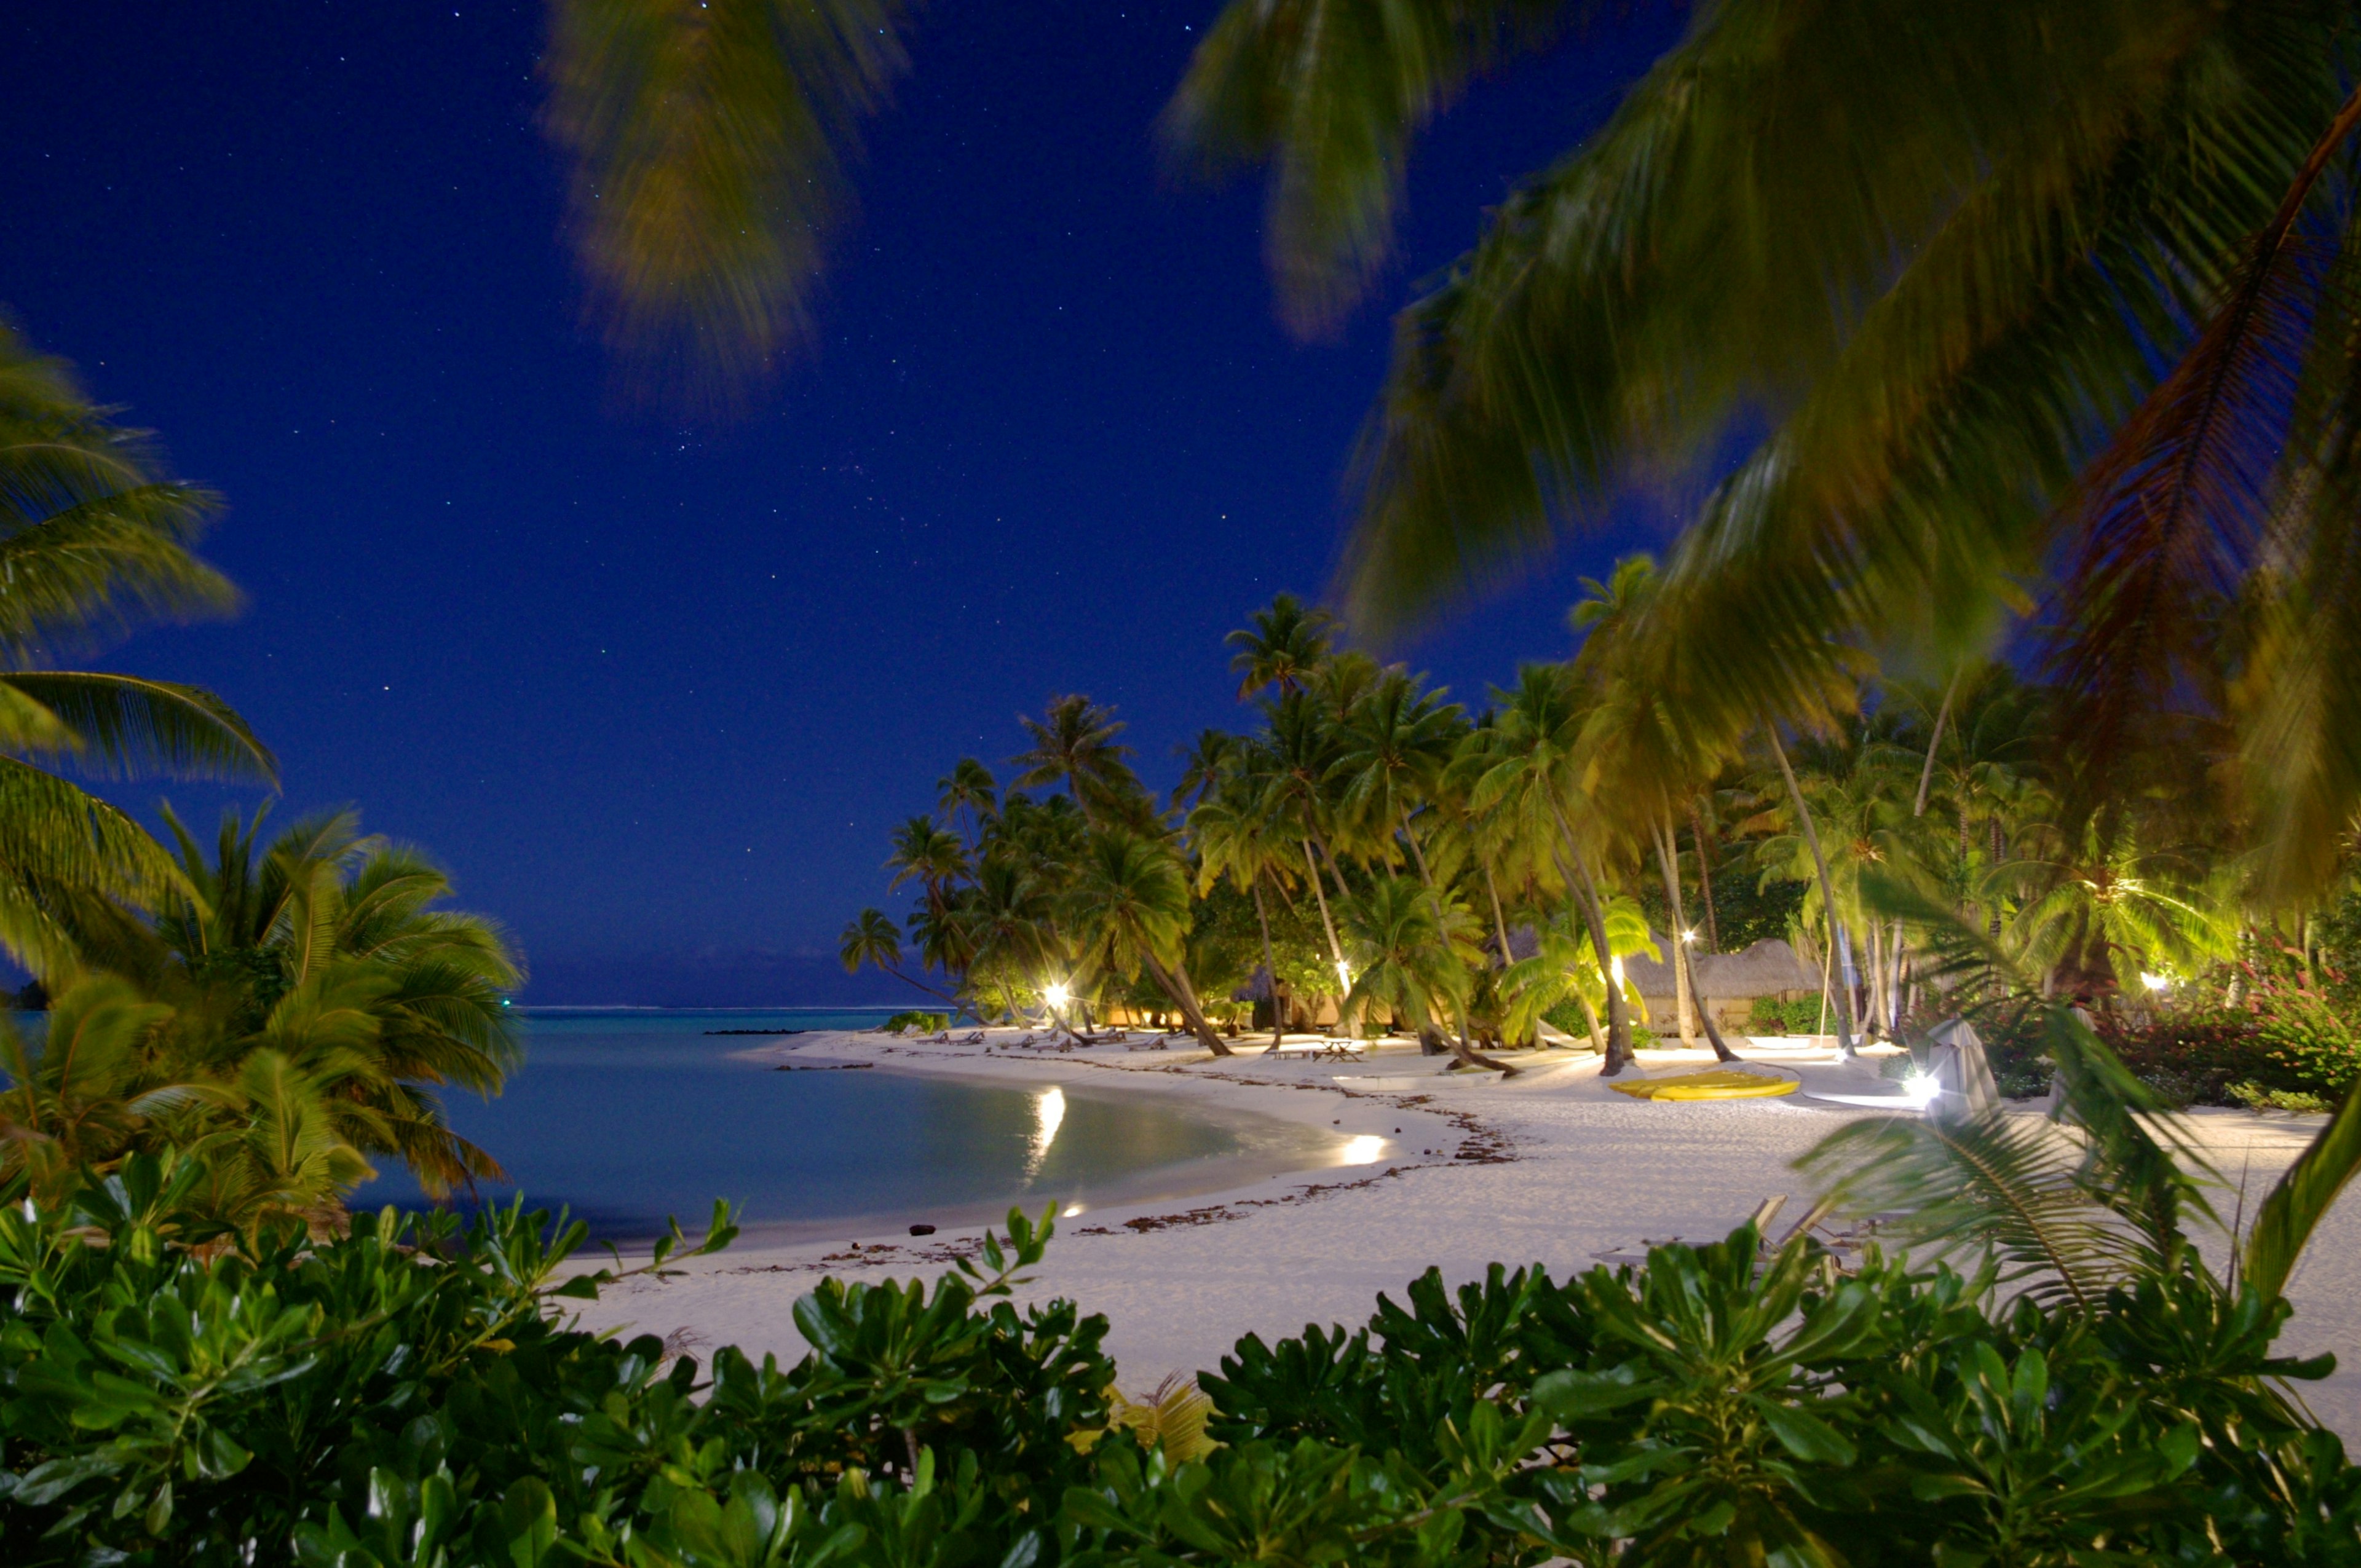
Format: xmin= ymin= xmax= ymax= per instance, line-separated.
xmin=570 ymin=1028 xmax=2361 ymax=1438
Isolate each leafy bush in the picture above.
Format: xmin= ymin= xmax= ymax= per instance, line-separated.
xmin=1747 ymin=996 xmax=1824 ymax=1034
xmin=883 ymin=1010 xmax=951 ymax=1034
xmin=4 ymin=1156 xmax=2359 ymax=1564
xmin=2092 ymin=998 xmax=2361 ymax=1108
xmin=2229 ymin=1082 xmax=2337 ymax=1114
xmin=1540 ymin=999 xmax=1592 ymax=1040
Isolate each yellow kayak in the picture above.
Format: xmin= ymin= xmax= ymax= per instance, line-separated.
xmin=1610 ymin=1068 xmax=1800 ymax=1101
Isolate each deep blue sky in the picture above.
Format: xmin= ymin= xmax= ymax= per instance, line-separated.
xmin=1 ymin=2 xmax=1677 ymax=1004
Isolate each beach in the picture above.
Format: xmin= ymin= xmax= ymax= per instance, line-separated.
xmin=569 ymin=1028 xmax=2361 ymax=1441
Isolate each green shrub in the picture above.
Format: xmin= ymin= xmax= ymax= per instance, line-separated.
xmin=883 ymin=1010 xmax=951 ymax=1034
xmin=1747 ymin=996 xmax=1825 ymax=1034
xmin=2 ymin=1156 xmax=2358 ymax=1564
xmin=1540 ymin=1000 xmax=1592 ymax=1040
xmin=2228 ymin=1082 xmax=2337 ymax=1114
xmin=2092 ymin=999 xmax=2361 ymax=1108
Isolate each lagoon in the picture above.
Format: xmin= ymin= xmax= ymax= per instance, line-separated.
xmin=358 ymin=1008 xmax=1340 ymax=1243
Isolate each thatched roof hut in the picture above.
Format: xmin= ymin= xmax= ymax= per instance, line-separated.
xmin=1624 ymin=936 xmax=1818 ymax=1030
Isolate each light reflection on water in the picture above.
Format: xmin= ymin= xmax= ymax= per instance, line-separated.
xmin=359 ymin=1009 xmax=1348 ymax=1243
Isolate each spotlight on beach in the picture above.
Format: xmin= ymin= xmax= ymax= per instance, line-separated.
xmin=1044 ymin=982 xmax=1071 ymax=1009
xmin=1062 ymin=1203 xmax=1085 ymax=1217
xmin=1902 ymin=1070 xmax=1942 ymax=1109
xmin=1338 ymin=1135 xmax=1387 ymax=1166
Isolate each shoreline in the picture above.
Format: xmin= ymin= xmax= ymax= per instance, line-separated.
xmin=566 ymin=1028 xmax=2361 ymax=1440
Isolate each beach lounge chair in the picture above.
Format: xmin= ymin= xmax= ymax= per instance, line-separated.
xmin=959 ymin=1031 xmax=984 ymax=1044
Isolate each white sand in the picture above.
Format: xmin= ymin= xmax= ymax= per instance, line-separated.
xmin=572 ymin=1030 xmax=2361 ymax=1438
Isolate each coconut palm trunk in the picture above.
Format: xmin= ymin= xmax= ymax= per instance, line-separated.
xmin=1481 ymin=862 xmax=1513 ymax=965
xmin=1396 ymin=812 xmax=1476 ymax=1062
xmin=1649 ymin=817 xmax=1698 ymax=1047
xmin=1249 ymin=875 xmax=1283 ymax=1047
xmin=1142 ymin=949 xmax=1232 ymax=1056
xmin=1544 ymin=800 xmax=1634 ymax=1075
xmin=1653 ymin=815 xmax=1737 ymax=1062
xmin=1300 ymin=838 xmax=1350 ymax=1016
xmin=1687 ymin=802 xmax=1720 ymax=954
xmin=1915 ymin=674 xmax=1960 ymax=817
xmin=1768 ymin=727 xmax=1861 ymax=1057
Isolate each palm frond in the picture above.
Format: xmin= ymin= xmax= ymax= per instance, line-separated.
xmin=2045 ymin=164 xmax=2354 ymax=816
xmin=543 ymin=0 xmax=913 ymax=400
xmin=2244 ymin=1073 xmax=2361 ymax=1303
xmin=1162 ymin=0 xmax=1565 ymax=335
xmin=1797 ymin=1111 xmax=2160 ymax=1313
xmin=0 ymin=671 xmax=276 ymax=784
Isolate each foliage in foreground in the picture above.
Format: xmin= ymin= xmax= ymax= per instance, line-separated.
xmin=4 ymin=1169 xmax=2360 ymax=1565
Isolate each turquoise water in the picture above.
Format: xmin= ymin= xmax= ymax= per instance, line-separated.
xmin=357 ymin=1008 xmax=1339 ymax=1244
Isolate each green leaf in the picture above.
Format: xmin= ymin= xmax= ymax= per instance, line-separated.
xmin=2244 ymin=1072 xmax=2361 ymax=1302
xmin=500 ymin=1477 xmax=557 ymax=1567
xmin=1754 ymin=1399 xmax=1858 ymax=1467
xmin=1533 ymin=1363 xmax=1659 ymax=1421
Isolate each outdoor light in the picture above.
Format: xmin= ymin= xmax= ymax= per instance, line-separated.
xmin=1338 ymin=1135 xmax=1386 ymax=1166
xmin=1682 ymin=928 xmax=1698 ymax=944
xmin=2140 ymin=972 xmax=2171 ymax=993
xmin=1335 ymin=959 xmax=1353 ymax=990
xmin=1610 ymin=955 xmax=1626 ymax=985
xmin=1062 ymin=1203 xmax=1086 ymax=1218
xmin=1044 ymin=982 xmax=1071 ymax=1009
xmin=1902 ymin=1070 xmax=1942 ymax=1109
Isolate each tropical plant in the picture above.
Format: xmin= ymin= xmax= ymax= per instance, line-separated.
xmin=1064 ymin=829 xmax=1230 ymax=1055
xmin=0 ymin=324 xmax=277 ymax=978
xmin=838 ymin=906 xmax=954 ymax=1002
xmin=10 ymin=1170 xmax=2361 ymax=1565
xmin=57 ymin=806 xmax=524 ymax=1201
xmin=1165 ymin=1 xmax=2361 ymax=914
xmin=1338 ymin=873 xmax=1503 ymax=1070
xmin=1013 ymin=694 xmax=1144 ymax=829
xmin=1225 ymin=591 xmax=1335 ymax=699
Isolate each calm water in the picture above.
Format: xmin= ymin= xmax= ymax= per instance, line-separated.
xmin=358 ymin=1008 xmax=1344 ymax=1243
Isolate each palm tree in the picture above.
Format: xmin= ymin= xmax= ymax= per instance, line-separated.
xmin=884 ymin=816 xmax=970 ymax=921
xmin=935 ymin=757 xmax=999 ymax=852
xmin=1169 ymin=728 xmax=1235 ymax=813
xmin=0 ymin=975 xmax=183 ymax=1209
xmin=1064 ymin=829 xmax=1232 ymax=1056
xmin=1331 ymin=668 xmax=1462 ymax=883
xmin=838 ymin=907 xmax=955 ymax=1003
xmin=1225 ymin=593 xmax=1335 ymax=700
xmin=1470 ymin=664 xmax=1640 ymax=1073
xmin=1497 ymin=900 xmax=1657 ymax=1050
xmin=1167 ymin=4 xmax=2361 ymax=905
xmin=1187 ymin=771 xmax=1295 ymax=1045
xmin=1254 ymin=697 xmax=1354 ymax=999
xmin=82 ymin=806 xmax=528 ymax=1199
xmin=0 ymin=325 xmax=278 ymax=978
xmin=1568 ymin=554 xmax=1743 ymax=1055
xmin=952 ymin=857 xmax=1054 ymax=1023
xmin=1987 ymin=824 xmax=2235 ymax=1002
xmin=1012 ymin=695 xmax=1142 ymax=825
xmin=1340 ymin=873 xmax=1506 ymax=1072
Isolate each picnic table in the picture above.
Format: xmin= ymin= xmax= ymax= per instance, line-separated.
xmin=1264 ymin=1038 xmax=1367 ymax=1063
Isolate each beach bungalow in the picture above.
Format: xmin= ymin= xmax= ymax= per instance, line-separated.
xmin=1621 ymin=936 xmax=1819 ymax=1034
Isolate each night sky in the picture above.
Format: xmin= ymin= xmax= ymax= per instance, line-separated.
xmin=1 ymin=2 xmax=1679 ymax=1004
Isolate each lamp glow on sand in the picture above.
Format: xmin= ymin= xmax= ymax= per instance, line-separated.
xmin=1044 ymin=982 xmax=1071 ymax=1009
xmin=1337 ymin=1135 xmax=1387 ymax=1166
xmin=1901 ymin=1070 xmax=1942 ymax=1109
